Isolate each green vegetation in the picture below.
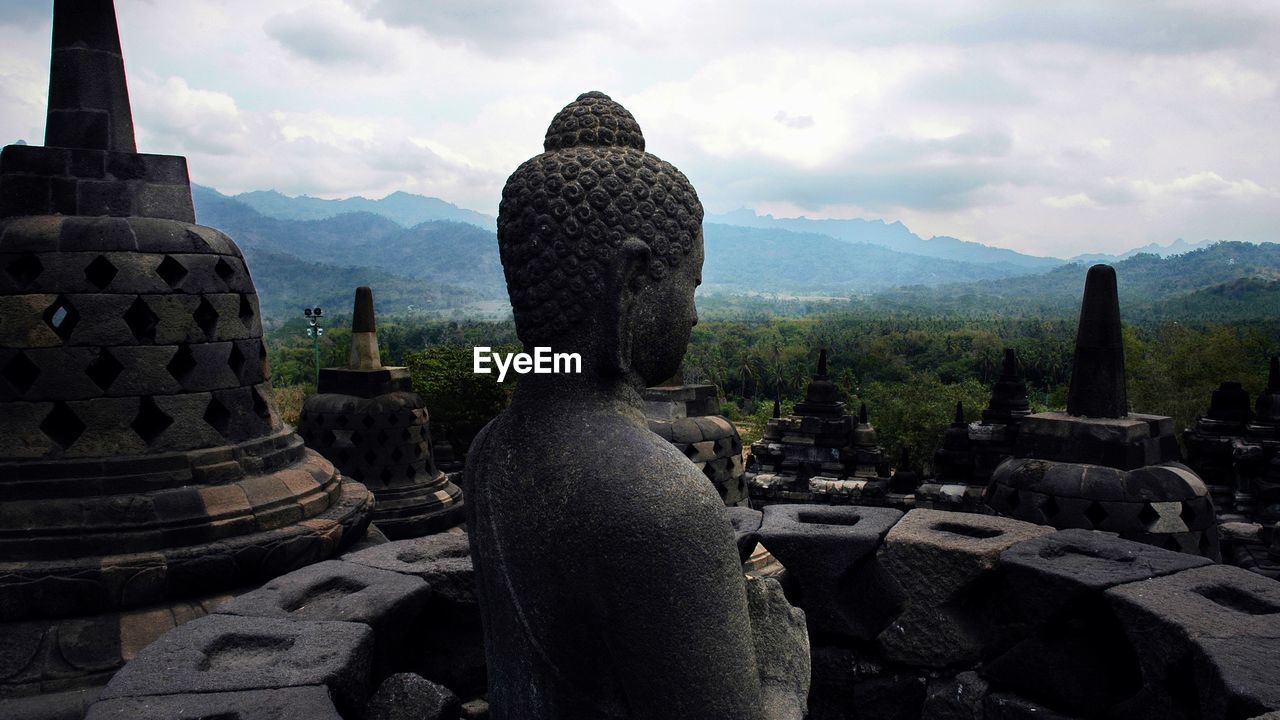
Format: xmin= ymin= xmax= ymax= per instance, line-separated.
xmin=264 ymin=310 xmax=1280 ymax=471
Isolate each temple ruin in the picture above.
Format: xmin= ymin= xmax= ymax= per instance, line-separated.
xmin=0 ymin=3 xmax=1277 ymax=720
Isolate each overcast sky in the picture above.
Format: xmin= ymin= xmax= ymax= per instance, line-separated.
xmin=1 ymin=0 xmax=1277 ymax=256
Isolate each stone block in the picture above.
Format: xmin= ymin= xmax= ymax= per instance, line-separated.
xmin=670 ymin=417 xmax=703 ymax=444
xmin=342 ymin=533 xmax=474 ymax=606
xmin=0 ymin=295 xmax=62 ymax=348
xmin=744 ymin=576 xmax=809 ymax=720
xmin=1105 ymin=564 xmax=1280 ymax=720
xmin=86 ymin=685 xmax=343 ymax=719
xmin=461 ymin=698 xmax=491 ymax=719
xmin=921 ymin=671 xmax=989 ymax=720
xmin=363 ymin=673 xmax=461 ymax=720
xmin=0 ymin=686 xmax=101 ymax=720
xmin=0 ymin=216 xmax=63 ymax=252
xmin=983 ymin=692 xmax=1077 ymax=720
xmin=980 ymin=529 xmax=1212 ymax=716
xmin=213 ymin=559 xmax=428 ymax=672
xmin=851 ymin=672 xmax=928 ymax=720
xmin=725 ymin=506 xmax=762 ymax=563
xmin=99 ymin=614 xmax=373 ymax=715
xmin=58 ymin=216 xmax=136 ymax=252
xmin=1000 ymin=528 xmax=1212 ymax=624
xmin=0 ymin=175 xmax=52 ymax=217
xmin=981 ymin=604 xmax=1142 ymax=717
xmin=341 ymin=533 xmax=484 ymax=694
xmin=759 ymin=504 xmax=903 ymax=640
xmin=876 ymin=509 xmax=1053 ymax=668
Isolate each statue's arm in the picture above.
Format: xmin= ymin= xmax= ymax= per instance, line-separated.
xmin=582 ymin=476 xmax=769 ymax=720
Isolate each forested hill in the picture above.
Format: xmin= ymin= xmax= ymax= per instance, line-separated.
xmin=193 ymin=185 xmax=1061 ymax=321
xmin=707 ymin=208 xmax=1062 ymax=270
xmin=868 ymin=242 xmax=1280 ymax=320
xmin=233 ymin=189 xmax=494 ymax=230
xmin=194 ymin=184 xmax=1280 ymax=323
xmin=192 ymin=185 xmax=505 ymax=322
xmin=702 ymin=224 xmax=1034 ymax=292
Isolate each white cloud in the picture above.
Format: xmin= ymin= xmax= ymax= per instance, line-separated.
xmin=0 ymin=0 xmax=1276 ymax=256
xmin=264 ymin=2 xmax=397 ymax=67
xmin=353 ymin=0 xmax=629 ymax=55
xmin=774 ymin=111 xmax=815 ymax=129
xmin=1043 ymin=193 xmax=1097 ymax=209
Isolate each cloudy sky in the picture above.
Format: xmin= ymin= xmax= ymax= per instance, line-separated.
xmin=1 ymin=0 xmax=1277 ymax=257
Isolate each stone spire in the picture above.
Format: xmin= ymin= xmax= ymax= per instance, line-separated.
xmin=0 ymin=0 xmax=193 ymax=221
xmin=46 ymin=0 xmax=136 ymax=152
xmin=0 ymin=3 xmax=375 ymax=709
xmin=795 ymin=347 xmax=844 ymax=417
xmin=853 ymin=402 xmax=878 ymax=447
xmin=1258 ymin=357 xmax=1280 ymax=420
xmin=889 ymin=445 xmax=919 ymax=494
xmin=983 ymin=348 xmax=1031 ymax=425
xmin=1066 ymin=264 xmax=1127 ymax=418
xmin=941 ymin=401 xmax=972 ymax=453
xmin=347 ymin=286 xmax=382 ymax=370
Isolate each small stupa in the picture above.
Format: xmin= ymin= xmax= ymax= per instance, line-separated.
xmin=643 ymin=366 xmax=748 ymax=506
xmin=298 ymin=287 xmax=464 ymax=538
xmin=988 ymin=265 xmax=1219 ymax=559
xmin=0 ymin=2 xmax=373 ymax=713
xmin=748 ymin=350 xmax=893 ymax=505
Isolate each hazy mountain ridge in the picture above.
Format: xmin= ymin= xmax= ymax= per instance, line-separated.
xmin=707 ymin=208 xmax=1063 ymax=271
xmin=193 ymin=185 xmax=1280 ymax=322
xmin=233 ymin=188 xmax=494 ymax=230
xmin=192 ymin=185 xmax=504 ymax=320
xmin=702 ymin=224 xmax=1033 ymax=293
xmin=1068 ymin=238 xmax=1218 ymax=265
xmin=869 ymin=243 xmax=1280 ymax=319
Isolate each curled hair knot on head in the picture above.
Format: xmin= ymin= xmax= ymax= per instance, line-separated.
xmin=497 ymin=92 xmax=703 ymax=346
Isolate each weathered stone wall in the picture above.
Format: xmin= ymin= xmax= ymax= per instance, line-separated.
xmin=78 ymin=507 xmax=1280 ymax=720
xmin=758 ymin=506 xmax=1280 ymax=720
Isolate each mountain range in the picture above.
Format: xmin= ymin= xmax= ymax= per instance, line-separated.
xmin=192 ymin=185 xmax=1279 ymax=323
xmin=870 ymin=242 xmax=1280 ymax=320
xmin=232 ymin=189 xmax=494 ymax=230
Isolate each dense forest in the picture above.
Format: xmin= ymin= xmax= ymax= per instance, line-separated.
xmin=266 ymin=309 xmax=1280 ymax=472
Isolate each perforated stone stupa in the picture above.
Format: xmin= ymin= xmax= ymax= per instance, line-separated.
xmin=1183 ymin=358 xmax=1280 ymax=578
xmin=0 ymin=3 xmax=373 ymax=715
xmin=748 ymin=350 xmax=894 ymax=504
xmin=298 ymin=287 xmax=463 ymax=538
xmin=644 ymin=370 xmax=748 ymax=506
xmin=987 ymin=265 xmax=1219 ymax=559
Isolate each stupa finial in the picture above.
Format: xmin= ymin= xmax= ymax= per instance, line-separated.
xmin=1066 ymin=264 xmax=1127 ymax=418
xmin=46 ymin=0 xmax=136 ymax=152
xmin=348 ymin=286 xmax=382 ymax=370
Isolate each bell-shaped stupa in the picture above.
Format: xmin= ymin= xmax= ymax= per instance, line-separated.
xmin=0 ymin=1 xmax=374 ymax=711
xmin=298 ymin=287 xmax=464 ymax=537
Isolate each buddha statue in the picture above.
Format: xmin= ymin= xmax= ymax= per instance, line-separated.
xmin=466 ymin=92 xmax=809 ymax=719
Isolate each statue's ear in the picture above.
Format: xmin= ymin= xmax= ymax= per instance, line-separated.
xmin=599 ymin=238 xmax=651 ymax=376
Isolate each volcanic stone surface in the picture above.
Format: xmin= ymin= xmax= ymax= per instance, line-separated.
xmin=299 ymin=287 xmax=463 ymax=539
xmin=99 ymin=614 xmax=373 ymax=714
xmin=759 ymin=504 xmax=904 ymax=641
xmin=876 ymin=509 xmax=1053 ymax=668
xmin=85 ymin=685 xmax=343 ymax=720
xmin=0 ymin=2 xmax=374 ymax=710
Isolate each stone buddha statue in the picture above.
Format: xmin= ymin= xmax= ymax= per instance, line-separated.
xmin=466 ymin=92 xmax=809 ymax=719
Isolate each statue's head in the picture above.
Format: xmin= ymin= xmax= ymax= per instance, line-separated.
xmin=497 ymin=91 xmax=704 ymax=385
